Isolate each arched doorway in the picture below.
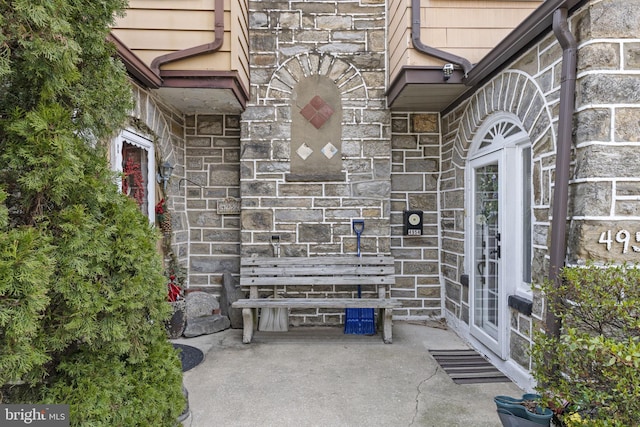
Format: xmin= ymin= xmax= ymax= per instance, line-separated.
xmin=467 ymin=114 xmax=532 ymax=359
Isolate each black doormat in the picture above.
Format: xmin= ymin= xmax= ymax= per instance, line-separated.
xmin=173 ymin=343 xmax=204 ymax=372
xmin=429 ymin=349 xmax=511 ymax=385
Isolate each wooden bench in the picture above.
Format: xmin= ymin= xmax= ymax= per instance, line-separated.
xmin=232 ymin=255 xmax=400 ymax=344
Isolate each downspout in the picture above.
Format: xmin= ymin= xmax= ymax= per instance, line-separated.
xmin=547 ymin=7 xmax=577 ymax=338
xmin=150 ymin=0 xmax=225 ymax=75
xmin=411 ymin=0 xmax=473 ymax=77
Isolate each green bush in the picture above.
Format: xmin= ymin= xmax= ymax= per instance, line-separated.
xmin=0 ymin=1 xmax=184 ymax=425
xmin=531 ymin=263 xmax=640 ymax=426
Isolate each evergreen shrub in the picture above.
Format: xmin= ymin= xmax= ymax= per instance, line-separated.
xmin=0 ymin=1 xmax=184 ymax=425
xmin=531 ymin=263 xmax=640 ymax=426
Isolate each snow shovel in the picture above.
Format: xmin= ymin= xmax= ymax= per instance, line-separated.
xmin=259 ymin=236 xmax=289 ymax=332
xmin=344 ymin=220 xmax=376 ymax=335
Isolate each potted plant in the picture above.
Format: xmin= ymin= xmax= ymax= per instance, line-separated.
xmin=494 ymin=393 xmax=553 ymax=426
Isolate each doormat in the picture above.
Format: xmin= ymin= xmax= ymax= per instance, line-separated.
xmin=429 ymin=349 xmax=511 ymax=385
xmin=173 ymin=343 xmax=204 ymax=372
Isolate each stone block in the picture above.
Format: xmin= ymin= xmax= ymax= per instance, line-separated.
xmin=209 ymin=164 xmax=240 ymax=187
xmin=577 ymin=0 xmax=640 ymax=39
xmin=568 ymin=220 xmax=640 ymax=263
xmin=299 ymin=223 xmax=332 ymax=242
xmin=197 ymin=115 xmax=224 ymax=135
xmin=577 ymin=74 xmax=640 ymax=106
xmin=186 ymin=136 xmax=212 ymax=147
xmin=569 ymin=181 xmax=612 ymax=217
xmin=220 ymin=272 xmax=244 ymax=329
xmin=615 ymin=108 xmax=640 ymax=142
xmin=316 ymin=15 xmax=352 ymax=30
xmin=391 ymin=174 xmax=423 ymax=191
xmin=242 ymin=210 xmax=274 ymax=230
xmin=392 ymin=134 xmax=418 ymax=149
xmin=578 ymin=43 xmax=620 ymax=72
xmin=275 ymin=209 xmax=323 ymax=222
xmin=351 ymin=180 xmax=391 ymax=199
xmin=411 ymin=114 xmax=439 ymax=133
xmin=190 ymin=257 xmax=239 ymax=274
xmin=183 ymin=315 xmax=231 ymax=337
xmin=574 ymin=144 xmax=640 ymax=179
xmin=624 ymin=43 xmax=640 ymax=69
xmin=185 ymin=291 xmax=220 ymax=319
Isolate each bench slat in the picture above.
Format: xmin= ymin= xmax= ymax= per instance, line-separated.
xmin=232 ymin=298 xmax=401 ymax=309
xmin=241 ymin=256 xmax=394 ymax=267
xmin=240 ymin=275 xmax=395 ymax=287
xmin=242 ymin=264 xmax=395 ymax=277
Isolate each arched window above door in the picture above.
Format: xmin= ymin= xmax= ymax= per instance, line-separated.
xmin=471 ymin=113 xmax=528 ymax=158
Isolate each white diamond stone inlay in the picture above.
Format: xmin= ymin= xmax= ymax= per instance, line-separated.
xmin=321 ymin=142 xmax=338 ymax=159
xmin=296 ymin=143 xmax=313 ymax=160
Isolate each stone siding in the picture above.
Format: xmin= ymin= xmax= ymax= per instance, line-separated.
xmin=242 ymin=0 xmax=390 ymax=325
xmin=390 ymin=113 xmax=442 ymax=319
xmin=440 ymin=0 xmax=640 ymax=373
xmin=184 ymin=114 xmax=242 ymax=294
xmin=569 ymin=0 xmax=640 ymax=262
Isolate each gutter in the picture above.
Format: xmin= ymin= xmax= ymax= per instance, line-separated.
xmin=411 ymin=0 xmax=473 ymax=77
xmin=150 ymin=0 xmax=225 ymax=76
xmin=546 ymin=7 xmax=577 ymax=338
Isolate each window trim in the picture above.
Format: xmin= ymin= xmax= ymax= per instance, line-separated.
xmin=111 ymin=129 xmax=156 ymax=221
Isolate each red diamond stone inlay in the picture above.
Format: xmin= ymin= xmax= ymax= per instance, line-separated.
xmin=300 ymin=95 xmax=334 ymax=129
xmin=300 ymin=103 xmax=316 ymax=121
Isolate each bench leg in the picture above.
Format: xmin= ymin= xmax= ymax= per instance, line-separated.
xmin=241 ymin=308 xmax=255 ymax=344
xmin=381 ymin=308 xmax=393 ymax=344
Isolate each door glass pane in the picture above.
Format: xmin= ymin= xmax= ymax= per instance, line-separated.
xmin=474 ymin=163 xmax=499 ymax=340
xmin=122 ymin=143 xmax=149 ymax=216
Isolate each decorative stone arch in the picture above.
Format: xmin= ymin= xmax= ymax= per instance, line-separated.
xmin=265 ymin=53 xmax=369 ymax=107
xmin=450 ymin=70 xmax=557 ymax=284
xmin=130 ymin=88 xmax=180 ymax=172
xmin=454 ymin=71 xmax=555 ymax=162
xmin=265 ymin=53 xmax=369 ymax=181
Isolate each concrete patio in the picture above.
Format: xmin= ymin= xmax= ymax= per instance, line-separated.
xmin=173 ymin=320 xmax=525 ymax=427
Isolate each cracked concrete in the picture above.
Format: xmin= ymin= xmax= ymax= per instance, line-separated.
xmin=174 ymin=321 xmax=524 ymax=426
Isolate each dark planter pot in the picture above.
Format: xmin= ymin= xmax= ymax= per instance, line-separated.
xmin=166 ymin=300 xmax=186 ymax=339
xmin=494 ymin=394 xmax=553 ymax=427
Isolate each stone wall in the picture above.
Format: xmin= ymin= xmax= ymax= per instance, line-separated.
xmin=390 ymin=113 xmax=442 ymax=319
xmin=241 ymin=0 xmax=389 ymax=324
xmin=242 ymin=0 xmax=389 ymax=256
xmin=184 ymin=114 xmax=242 ymax=294
xmin=440 ymin=42 xmax=559 ymax=371
xmin=568 ymin=0 xmax=640 ymax=262
xmin=440 ymin=0 xmax=640 ymax=373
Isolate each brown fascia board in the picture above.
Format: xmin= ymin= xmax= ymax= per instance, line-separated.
xmin=108 ymin=33 xmax=162 ymax=89
xmin=108 ymin=34 xmax=249 ymax=108
xmin=386 ymin=66 xmax=465 ymax=106
xmin=160 ymin=70 xmax=250 ymax=109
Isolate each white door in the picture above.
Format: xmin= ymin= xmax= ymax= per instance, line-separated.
xmin=467 ymin=117 xmax=533 ymax=360
xmin=469 ymin=151 xmax=504 ymax=357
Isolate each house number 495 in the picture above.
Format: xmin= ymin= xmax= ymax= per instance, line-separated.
xmin=598 ymin=230 xmax=640 ymax=254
